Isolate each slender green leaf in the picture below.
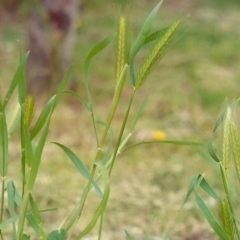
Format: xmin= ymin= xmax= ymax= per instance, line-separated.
xmin=7 ymin=100 xmax=21 ymax=137
xmin=180 ymin=174 xmax=201 ymax=210
xmin=129 ymin=0 xmax=163 ymax=85
xmin=27 ymin=117 xmax=51 ymax=190
xmin=63 ymin=90 xmax=90 ymax=112
xmin=75 ymin=162 xmax=110 ymax=239
xmin=6 ymin=181 xmax=17 ymax=237
xmin=26 ymin=213 xmax=42 ymax=237
xmin=53 ymin=142 xmax=103 ymax=198
xmin=31 ymin=96 xmax=55 ymax=139
xmin=0 ymin=109 xmax=8 ymax=177
xmin=199 ymin=177 xmax=220 ymax=201
xmin=47 ymin=229 xmax=67 ymax=240
xmin=52 ymin=66 xmax=73 ymax=110
xmin=122 ymin=140 xmax=206 ymax=153
xmin=129 ymin=0 xmax=163 ymax=61
xmin=207 ymin=133 xmax=220 ymax=163
xmin=83 ymin=34 xmax=116 ymax=101
xmin=130 ymin=94 xmax=148 ymax=132
xmin=195 ymin=192 xmax=231 ymax=240
xmin=3 ymin=52 xmax=29 ymax=109
xmin=0 ymin=215 xmax=19 ymax=229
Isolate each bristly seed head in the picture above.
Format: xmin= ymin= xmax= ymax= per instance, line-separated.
xmin=115 ymin=16 xmax=129 ymax=82
xmin=135 ymin=20 xmax=180 ymax=90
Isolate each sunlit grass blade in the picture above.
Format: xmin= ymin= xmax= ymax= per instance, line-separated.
xmin=121 ymin=139 xmax=206 ymax=153
xmin=129 ymin=0 xmax=163 ymax=85
xmin=129 ymin=0 xmax=163 ymax=62
xmin=3 ymin=52 xmax=29 ymax=110
xmin=63 ymin=90 xmax=91 ymax=113
xmin=6 ymin=100 xmax=21 ymax=138
xmin=28 ymin=194 xmax=46 ymax=239
xmin=53 ymin=142 xmax=103 ymax=198
xmin=0 ymin=107 xmax=8 ymax=177
xmin=130 ymin=94 xmax=148 ymax=132
xmin=30 ymin=96 xmax=55 ymax=139
xmin=83 ymin=34 xmax=116 ymax=102
xmin=75 ymin=162 xmax=110 ymax=239
xmin=180 ymin=174 xmax=202 ymax=210
xmin=0 ymin=215 xmax=19 ymax=230
xmin=195 ymin=191 xmax=231 ymax=240
xmin=27 ymin=117 xmax=50 ymax=191
xmin=6 ymin=181 xmax=17 ymax=237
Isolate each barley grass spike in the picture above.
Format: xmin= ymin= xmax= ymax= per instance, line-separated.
xmin=135 ymin=20 xmax=180 ymax=89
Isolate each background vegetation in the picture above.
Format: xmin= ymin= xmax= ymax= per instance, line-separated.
xmin=0 ymin=0 xmax=240 ymax=239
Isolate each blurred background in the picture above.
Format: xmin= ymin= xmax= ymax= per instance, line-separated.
xmin=0 ymin=0 xmax=240 ymax=239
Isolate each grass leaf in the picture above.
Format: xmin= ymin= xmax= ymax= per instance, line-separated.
xmin=0 ymin=106 xmax=8 ymax=177
xmin=195 ymin=191 xmax=231 ymax=240
xmin=30 ymin=96 xmax=55 ymax=139
xmin=63 ymin=90 xmax=91 ymax=112
xmin=180 ymin=174 xmax=202 ymax=210
xmin=75 ymin=162 xmax=110 ymax=239
xmin=121 ymin=139 xmax=206 ymax=153
xmin=83 ymin=34 xmax=116 ymax=102
xmin=53 ymin=142 xmax=103 ymax=198
xmin=129 ymin=0 xmax=163 ymax=61
xmin=3 ymin=52 xmax=29 ymax=109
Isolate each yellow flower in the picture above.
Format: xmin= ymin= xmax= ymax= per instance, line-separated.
xmin=152 ymin=130 xmax=166 ymax=140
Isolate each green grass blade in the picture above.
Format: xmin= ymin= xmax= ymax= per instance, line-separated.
xmin=7 ymin=100 xmax=21 ymax=137
xmin=0 ymin=107 xmax=8 ymax=177
xmin=121 ymin=140 xmax=206 ymax=153
xmin=207 ymin=133 xmax=220 ymax=163
xmin=6 ymin=181 xmax=17 ymax=237
xmin=27 ymin=117 xmax=51 ymax=190
xmin=195 ymin=191 xmax=231 ymax=240
xmin=83 ymin=34 xmax=115 ymax=102
xmin=180 ymin=174 xmax=202 ymax=210
xmin=0 ymin=215 xmax=19 ymax=229
xmin=3 ymin=52 xmax=29 ymax=109
xmin=30 ymin=96 xmax=55 ymax=139
xmin=75 ymin=162 xmax=110 ymax=239
xmin=28 ymin=194 xmax=46 ymax=239
xmin=52 ymin=66 xmax=73 ymax=110
xmin=129 ymin=0 xmax=163 ymax=62
xmin=130 ymin=94 xmax=148 ymax=132
xmin=63 ymin=90 xmax=91 ymax=113
xmin=199 ymin=177 xmax=220 ymax=201
xmin=53 ymin=142 xmax=103 ymax=198
xmin=129 ymin=0 xmax=163 ymax=85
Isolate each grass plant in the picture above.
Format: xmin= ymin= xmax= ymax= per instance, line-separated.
xmin=183 ymin=100 xmax=240 ymax=239
xmin=0 ymin=1 xmax=185 ymax=239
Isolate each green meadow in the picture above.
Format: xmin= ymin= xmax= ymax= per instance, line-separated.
xmin=0 ymin=0 xmax=240 ymax=239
